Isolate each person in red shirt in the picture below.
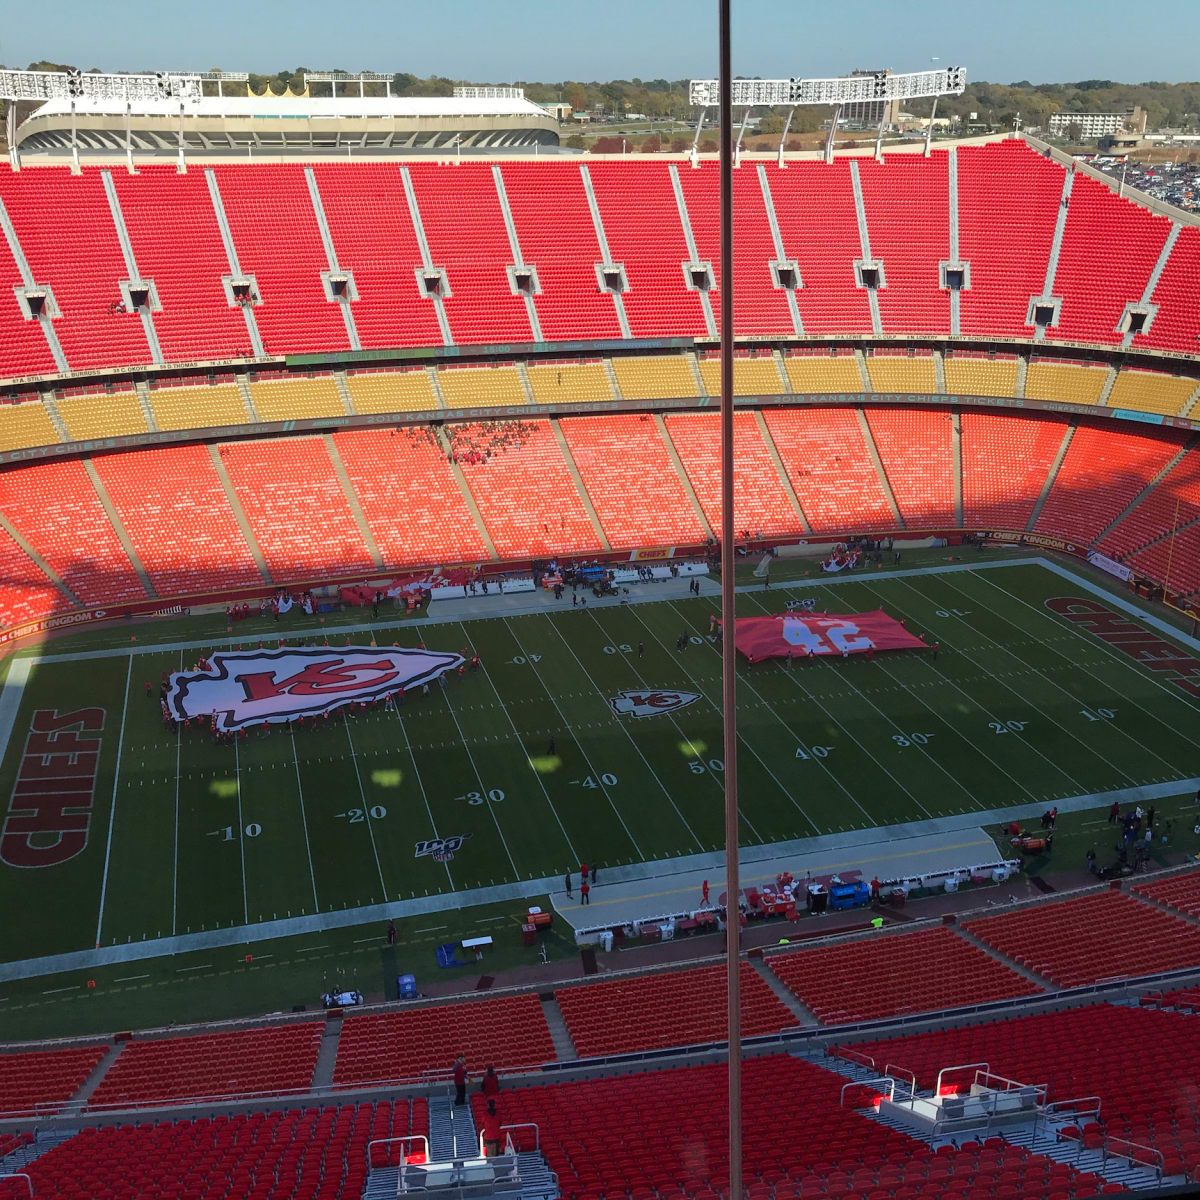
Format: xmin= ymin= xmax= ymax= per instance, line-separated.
xmin=579 ymin=880 xmax=590 ymax=905
xmin=701 ymin=879 xmax=709 ymax=905
xmin=482 ymin=1099 xmax=502 ymax=1157
xmin=481 ymin=1064 xmax=500 ymax=1098
xmin=580 ymin=862 xmax=589 ymax=884
xmin=452 ymin=1054 xmax=467 ymax=1106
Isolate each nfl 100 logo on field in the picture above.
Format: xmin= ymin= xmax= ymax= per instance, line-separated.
xmin=609 ymin=689 xmax=701 ymax=718
xmin=167 ymin=646 xmax=463 ymax=732
xmin=415 ymin=833 xmax=472 ymax=861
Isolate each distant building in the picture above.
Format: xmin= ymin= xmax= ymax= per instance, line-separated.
xmin=1049 ymin=107 xmax=1147 ymax=139
xmin=842 ymin=69 xmax=902 ymax=129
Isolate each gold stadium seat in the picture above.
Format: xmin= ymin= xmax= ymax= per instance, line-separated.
xmin=0 ymin=400 xmax=61 ymax=452
xmin=612 ymin=356 xmax=698 ymax=400
xmin=865 ymin=354 xmax=937 ymax=393
xmin=943 ymin=356 xmax=1019 ymax=398
xmin=783 ymin=353 xmax=862 ymax=394
xmin=1107 ymin=370 xmax=1197 ymax=417
xmin=437 ymin=365 xmax=526 ymax=409
xmin=149 ymin=384 xmax=249 ymax=431
xmin=346 ymin=370 xmax=438 ymax=414
xmin=1025 ymin=361 xmax=1107 ymax=407
xmin=56 ymin=390 xmax=147 ymax=439
xmin=698 ymin=357 xmax=784 ymax=396
xmin=526 ymin=362 xmax=613 ymax=405
xmin=250 ymin=376 xmax=345 ymax=421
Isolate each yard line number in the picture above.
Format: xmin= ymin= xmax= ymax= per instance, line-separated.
xmin=1080 ymin=707 xmax=1118 ymax=722
xmin=892 ymin=732 xmax=935 ymax=748
xmin=338 ymin=806 xmax=388 ymax=822
xmin=211 ymin=824 xmax=262 ymax=840
xmin=460 ymin=789 xmax=506 ymax=806
xmin=795 ymin=745 xmax=834 ymax=760
xmin=988 ymin=720 xmax=1029 ymax=734
xmin=688 ymin=758 xmax=725 ymax=774
xmin=571 ymin=774 xmax=618 ymax=788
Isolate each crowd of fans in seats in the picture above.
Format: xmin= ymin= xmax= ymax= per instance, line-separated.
xmin=445 ymin=419 xmax=538 ymax=465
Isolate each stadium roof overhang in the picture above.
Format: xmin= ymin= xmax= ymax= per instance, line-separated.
xmin=687 ymin=66 xmax=967 ymax=166
xmin=1 ymin=70 xmax=559 ymax=164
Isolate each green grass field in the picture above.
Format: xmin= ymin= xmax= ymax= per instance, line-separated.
xmin=1 ymin=556 xmax=1198 ymax=1038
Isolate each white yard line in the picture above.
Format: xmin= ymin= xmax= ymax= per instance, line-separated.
xmin=825 ymin=578 xmax=1087 ymax=799
xmin=95 ymin=653 xmax=134 ymax=948
xmin=438 ymin=687 xmax=522 ymax=879
xmin=947 ymin=568 xmax=1200 ymax=734
xmin=884 ymin=575 xmax=1145 ymax=785
xmin=612 ymin=605 xmax=775 ymax=841
xmin=0 ymin=655 xmax=34 ymax=763
xmin=340 ymin=713 xmax=389 ymax=900
xmin=456 ymin=621 xmax=578 ymax=863
xmin=530 ymin=615 xmax=681 ymax=857
xmin=234 ymin=734 xmax=248 ymax=926
xmin=665 ymin=597 xmax=871 ymax=830
xmin=288 ymin=726 xmax=321 ymax=913
xmin=740 ymin=592 xmax=937 ymax=818
xmin=386 ymin=696 xmax=455 ymax=890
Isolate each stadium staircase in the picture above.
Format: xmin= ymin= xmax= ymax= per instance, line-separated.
xmin=949 ymin=924 xmax=1059 ymax=990
xmin=67 ymin=1042 xmax=124 ymax=1108
xmin=0 ymin=1128 xmax=76 ymax=1173
xmin=537 ymin=996 xmax=578 ymax=1063
xmin=822 ymin=1048 xmax=1171 ymax=1191
xmin=748 ymin=957 xmax=816 ymax=1026
xmin=429 ymin=1094 xmax=479 ymax=1161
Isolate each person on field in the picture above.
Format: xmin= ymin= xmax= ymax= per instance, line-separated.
xmin=564 ymin=873 xmax=572 ymax=899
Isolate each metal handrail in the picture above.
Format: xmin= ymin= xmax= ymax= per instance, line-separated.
xmin=366 ymin=1134 xmax=430 ymax=1169
xmin=1044 ymin=1095 xmax=1103 ymax=1122
xmin=839 ymin=1076 xmax=895 ymax=1107
xmin=1105 ymin=1136 xmax=1165 ymax=1178
xmin=477 ymin=1121 xmax=541 ymax=1156
xmin=0 ymin=1175 xmax=33 ymax=1198
xmin=884 ymin=1062 xmax=916 ymax=1094
xmin=834 ymin=1046 xmax=876 ymax=1071
xmin=935 ymin=1061 xmax=989 ymax=1096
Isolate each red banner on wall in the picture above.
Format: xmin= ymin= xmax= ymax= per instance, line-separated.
xmin=733 ymin=609 xmax=927 ymax=662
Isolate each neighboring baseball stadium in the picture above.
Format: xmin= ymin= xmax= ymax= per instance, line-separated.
xmin=1 ymin=45 xmax=1200 ymax=1200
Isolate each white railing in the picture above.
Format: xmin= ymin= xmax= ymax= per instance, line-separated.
xmin=366 ymin=1134 xmax=429 ymax=1170
xmin=839 ymin=1076 xmax=895 ymax=1107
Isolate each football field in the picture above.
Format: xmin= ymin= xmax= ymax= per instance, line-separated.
xmin=1 ymin=558 xmax=1198 ymax=968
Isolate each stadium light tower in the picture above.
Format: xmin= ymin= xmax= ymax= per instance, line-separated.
xmin=688 ymin=66 xmax=966 ymax=166
xmin=0 ymin=68 xmax=202 ymax=170
xmin=305 ymin=71 xmax=396 ymax=98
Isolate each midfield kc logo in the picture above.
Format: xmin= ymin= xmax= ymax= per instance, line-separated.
xmin=609 ymin=689 xmax=701 ymax=718
xmin=167 ymin=647 xmax=463 ymax=731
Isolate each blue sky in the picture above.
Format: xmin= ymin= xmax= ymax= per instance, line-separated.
xmin=4 ymin=0 xmax=1199 ymax=84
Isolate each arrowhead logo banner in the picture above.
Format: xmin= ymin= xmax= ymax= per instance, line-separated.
xmin=167 ymin=646 xmax=463 ymax=731
xmin=609 ymin=689 xmax=701 ymax=718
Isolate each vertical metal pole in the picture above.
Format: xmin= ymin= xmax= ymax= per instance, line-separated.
xmin=718 ymin=1 xmax=742 ymax=1197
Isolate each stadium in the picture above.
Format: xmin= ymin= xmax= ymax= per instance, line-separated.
xmin=1 ymin=39 xmax=1200 ymax=1200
